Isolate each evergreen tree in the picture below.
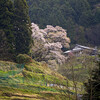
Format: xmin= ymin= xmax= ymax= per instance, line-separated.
xmin=0 ymin=30 xmax=14 ymax=60
xmin=14 ymin=0 xmax=32 ymax=54
xmin=26 ymin=0 xmax=100 ymax=46
xmin=83 ymin=55 xmax=100 ymax=100
xmin=0 ymin=0 xmax=15 ymax=59
xmin=68 ymin=0 xmax=90 ymax=23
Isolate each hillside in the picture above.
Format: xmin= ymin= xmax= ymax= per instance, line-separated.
xmin=26 ymin=0 xmax=100 ymax=46
xmin=0 ymin=0 xmax=100 ymax=99
xmin=0 ymin=60 xmax=77 ymax=100
xmin=58 ymin=56 xmax=97 ymax=82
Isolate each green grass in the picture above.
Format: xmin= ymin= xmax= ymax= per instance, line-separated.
xmin=0 ymin=86 xmax=75 ymax=100
xmin=0 ymin=60 xmax=75 ymax=100
xmin=59 ymin=55 xmax=97 ymax=82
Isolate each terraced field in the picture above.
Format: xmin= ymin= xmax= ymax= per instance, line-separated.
xmin=0 ymin=60 xmax=75 ymax=100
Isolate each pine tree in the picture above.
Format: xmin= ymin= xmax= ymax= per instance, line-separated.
xmin=14 ymin=0 xmax=32 ymax=54
xmin=83 ymin=55 xmax=100 ymax=100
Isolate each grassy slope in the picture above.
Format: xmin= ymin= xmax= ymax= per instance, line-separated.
xmin=0 ymin=60 xmax=75 ymax=100
xmin=58 ymin=56 xmax=98 ymax=94
xmin=59 ymin=56 xmax=97 ymax=81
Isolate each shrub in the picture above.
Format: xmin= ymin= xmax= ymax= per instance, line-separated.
xmin=16 ymin=54 xmax=32 ymax=64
